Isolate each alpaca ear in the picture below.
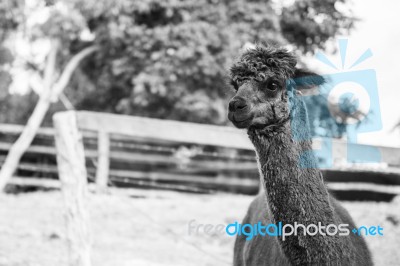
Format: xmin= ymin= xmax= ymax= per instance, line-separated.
xmin=291 ymin=68 xmax=325 ymax=90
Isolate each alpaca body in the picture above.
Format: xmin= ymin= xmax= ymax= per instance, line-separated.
xmin=233 ymin=194 xmax=371 ymax=266
xmin=233 ymin=100 xmax=372 ymax=266
xmin=227 ymin=45 xmax=372 ymax=266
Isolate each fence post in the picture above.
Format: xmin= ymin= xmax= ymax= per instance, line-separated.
xmin=95 ymin=130 xmax=110 ymax=191
xmin=53 ymin=111 xmax=92 ymax=266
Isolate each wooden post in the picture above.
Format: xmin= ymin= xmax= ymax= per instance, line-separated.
xmin=53 ymin=111 xmax=92 ymax=266
xmin=95 ymin=130 xmax=110 ymax=191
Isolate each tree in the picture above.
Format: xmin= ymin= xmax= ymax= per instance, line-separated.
xmin=1 ymin=0 xmax=356 ymax=126
xmin=68 ymin=0 xmax=354 ymax=125
xmin=0 ymin=0 xmax=356 ymax=189
xmin=0 ymin=0 xmax=99 ymax=190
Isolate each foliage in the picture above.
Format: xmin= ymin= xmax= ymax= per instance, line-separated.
xmin=0 ymin=93 xmax=38 ymax=125
xmin=280 ymin=0 xmax=355 ymax=53
xmin=1 ymin=0 xmax=356 ymax=136
xmin=0 ymin=0 xmax=25 ymax=41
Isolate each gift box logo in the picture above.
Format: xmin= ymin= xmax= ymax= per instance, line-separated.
xmin=292 ymin=39 xmax=382 ymax=168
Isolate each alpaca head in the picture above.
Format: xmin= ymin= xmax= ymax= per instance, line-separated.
xmin=228 ymin=45 xmax=324 ymax=132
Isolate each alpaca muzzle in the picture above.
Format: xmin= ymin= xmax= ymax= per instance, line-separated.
xmin=228 ymin=97 xmax=253 ymax=128
xmin=228 ymin=97 xmax=248 ymax=112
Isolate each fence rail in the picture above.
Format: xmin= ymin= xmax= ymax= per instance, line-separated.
xmin=1 ymin=113 xmax=400 ymax=199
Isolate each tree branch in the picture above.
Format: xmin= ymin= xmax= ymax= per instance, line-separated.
xmin=51 ymin=45 xmax=99 ymax=101
xmin=43 ymin=40 xmax=59 ymax=94
xmin=59 ymin=92 xmax=75 ymax=110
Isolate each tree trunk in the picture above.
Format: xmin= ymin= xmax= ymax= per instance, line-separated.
xmin=0 ymin=43 xmax=98 ymax=192
xmin=0 ymin=97 xmax=51 ymax=189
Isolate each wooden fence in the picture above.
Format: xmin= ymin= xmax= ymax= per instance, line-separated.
xmin=49 ymin=111 xmax=400 ymax=266
xmin=1 ymin=111 xmax=400 ymax=199
xmin=1 ymin=111 xmax=398 ymax=266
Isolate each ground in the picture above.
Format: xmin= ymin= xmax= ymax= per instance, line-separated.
xmin=0 ymin=188 xmax=399 ymax=266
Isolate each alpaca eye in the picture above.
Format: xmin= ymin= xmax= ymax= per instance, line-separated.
xmin=268 ymin=81 xmax=279 ymax=91
xmin=230 ymin=79 xmax=239 ymax=91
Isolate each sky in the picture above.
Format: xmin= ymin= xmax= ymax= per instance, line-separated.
xmin=305 ymin=0 xmax=400 ymax=147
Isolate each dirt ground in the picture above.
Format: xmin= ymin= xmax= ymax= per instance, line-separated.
xmin=0 ymin=188 xmax=399 ymax=266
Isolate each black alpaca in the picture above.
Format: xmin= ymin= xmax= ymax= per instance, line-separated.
xmin=228 ymin=45 xmax=372 ymax=266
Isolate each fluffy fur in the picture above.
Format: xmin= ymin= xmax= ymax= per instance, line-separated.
xmin=228 ymin=45 xmax=373 ymax=266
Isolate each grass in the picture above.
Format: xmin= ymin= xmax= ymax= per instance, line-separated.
xmin=0 ymin=188 xmax=399 ymax=266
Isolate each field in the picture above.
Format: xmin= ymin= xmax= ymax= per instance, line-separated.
xmin=0 ymin=188 xmax=399 ymax=266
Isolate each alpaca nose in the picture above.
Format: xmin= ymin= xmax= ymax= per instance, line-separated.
xmin=229 ymin=98 xmax=248 ymax=112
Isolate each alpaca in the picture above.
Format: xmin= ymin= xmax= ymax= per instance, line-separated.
xmin=228 ymin=45 xmax=372 ymax=266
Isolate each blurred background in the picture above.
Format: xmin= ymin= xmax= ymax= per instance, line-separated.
xmin=0 ymin=0 xmax=362 ymax=130
xmin=0 ymin=0 xmax=399 ymax=266
xmin=1 ymin=0 xmax=400 ymax=143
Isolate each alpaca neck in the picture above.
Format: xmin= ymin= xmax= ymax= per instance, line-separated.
xmin=248 ymin=97 xmax=352 ymax=265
